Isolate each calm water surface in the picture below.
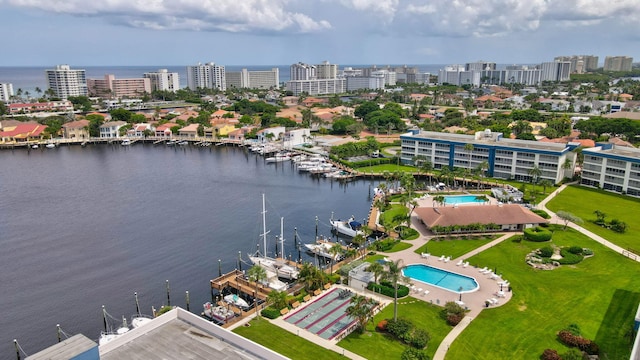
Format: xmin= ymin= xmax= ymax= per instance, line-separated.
xmin=0 ymin=144 xmax=377 ymax=357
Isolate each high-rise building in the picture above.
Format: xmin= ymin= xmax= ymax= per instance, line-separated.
xmin=465 ymin=61 xmax=496 ymax=71
xmin=539 ymin=61 xmax=571 ymax=82
xmin=285 ymin=78 xmax=346 ymax=96
xmin=554 ymin=55 xmax=599 ymax=73
xmin=144 ymin=69 xmax=180 ymax=92
xmin=186 ymin=62 xmax=226 ymax=91
xmin=438 ymin=65 xmax=480 ymax=87
xmin=87 ymin=75 xmax=151 ymax=98
xmin=45 ymin=64 xmax=88 ymax=99
xmin=0 ymin=83 xmax=13 ymax=102
xmin=604 ymin=56 xmax=633 ymax=72
xmin=316 ymin=61 xmax=338 ymax=79
xmin=290 ymin=63 xmax=317 ymax=81
xmin=225 ymin=68 xmax=279 ymax=89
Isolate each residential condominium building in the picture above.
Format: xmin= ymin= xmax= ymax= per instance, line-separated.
xmin=604 ymin=56 xmax=633 ymax=72
xmin=581 ymin=144 xmax=640 ymax=197
xmin=286 ymin=78 xmax=346 ymax=96
xmin=225 ymin=68 xmax=280 ymax=89
xmin=400 ymin=129 xmax=576 ymax=184
xmin=0 ymin=83 xmax=13 ymax=102
xmin=554 ymin=55 xmax=599 ymax=73
xmin=45 ymin=64 xmax=88 ymax=99
xmin=316 ymin=61 xmax=338 ymax=79
xmin=290 ymin=62 xmax=317 ymax=81
xmin=144 ymin=69 xmax=180 ymax=92
xmin=539 ymin=61 xmax=571 ymax=82
xmin=186 ymin=62 xmax=226 ymax=91
xmin=87 ymin=75 xmax=151 ymax=98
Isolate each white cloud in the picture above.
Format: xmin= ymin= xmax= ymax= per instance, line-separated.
xmin=4 ymin=0 xmax=331 ymax=33
xmin=334 ymin=0 xmax=400 ymax=18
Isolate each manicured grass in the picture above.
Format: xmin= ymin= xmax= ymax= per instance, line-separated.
xmin=385 ymin=241 xmax=412 ymax=253
xmin=446 ymin=226 xmax=640 ymax=359
xmin=414 ymin=236 xmax=496 ymax=259
xmin=234 ymin=318 xmax=345 ymax=360
xmin=363 ymin=254 xmax=386 ymax=264
xmin=339 ymin=296 xmax=453 ymax=359
xmin=546 ymin=185 xmax=640 ymax=252
xmin=380 ymin=204 xmax=407 ymax=227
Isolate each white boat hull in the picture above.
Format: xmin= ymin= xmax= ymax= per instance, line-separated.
xmin=249 ymin=255 xmax=299 ymax=280
xmin=224 ymin=294 xmax=249 ymax=308
xmin=330 ymin=218 xmax=364 ymax=238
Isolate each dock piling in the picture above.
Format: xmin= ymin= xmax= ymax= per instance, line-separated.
xmin=185 ymin=291 xmax=190 ymax=312
xmin=166 ymin=280 xmax=171 ymax=307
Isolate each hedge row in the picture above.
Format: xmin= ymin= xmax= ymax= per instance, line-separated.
xmin=557 ymin=248 xmax=584 ymax=265
xmin=523 ymin=226 xmax=553 ymax=242
xmin=367 ymin=281 xmax=410 ymax=298
xmin=531 ymin=209 xmax=551 ymax=219
xmin=261 ymin=307 xmax=281 ymax=319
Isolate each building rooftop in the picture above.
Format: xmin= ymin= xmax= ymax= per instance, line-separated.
xmin=100 ymin=308 xmax=287 ymax=360
xmin=414 ymin=204 xmax=547 ymax=228
xmin=26 ymin=334 xmax=97 ymax=360
xmin=584 ymin=145 xmax=640 ymax=159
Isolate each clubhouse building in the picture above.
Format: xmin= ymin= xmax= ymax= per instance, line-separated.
xmin=400 ymin=130 xmax=576 ymax=184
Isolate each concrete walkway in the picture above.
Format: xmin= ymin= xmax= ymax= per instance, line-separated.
xmin=538 ymin=183 xmax=640 ymax=263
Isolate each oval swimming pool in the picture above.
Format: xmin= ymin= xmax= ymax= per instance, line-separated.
xmin=403 ymin=264 xmax=479 ymax=293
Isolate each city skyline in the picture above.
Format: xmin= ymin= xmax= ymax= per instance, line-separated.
xmin=0 ymin=1 xmax=639 ymax=66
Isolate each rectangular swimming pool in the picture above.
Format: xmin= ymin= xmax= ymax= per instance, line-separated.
xmin=444 ymin=195 xmax=488 ymax=205
xmin=403 ymin=264 xmax=479 ymax=293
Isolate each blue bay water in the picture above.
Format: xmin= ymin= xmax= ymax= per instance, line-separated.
xmin=0 ymin=144 xmax=379 ymax=357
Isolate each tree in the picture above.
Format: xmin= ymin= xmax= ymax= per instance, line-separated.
xmin=110 ymin=108 xmax=133 ymax=122
xmin=433 ymin=195 xmax=445 ymax=207
xmin=266 ymin=290 xmax=288 ymax=311
xmin=0 ymin=101 xmax=7 ymax=116
xmin=528 ymin=166 xmax=542 ymax=184
xmin=464 ymin=143 xmax=474 ymax=177
xmin=593 ymin=210 xmax=606 ymax=225
xmin=346 ymin=294 xmax=376 ymax=334
xmin=383 ymin=259 xmax=407 ymax=321
xmin=556 ymin=211 xmax=583 ymax=230
xmin=366 ymin=262 xmax=385 ymax=284
xmin=247 ymin=265 xmax=267 ymax=315
xmin=539 ymin=179 xmax=553 ymax=194
xmin=354 ymin=101 xmax=380 ymax=120
xmin=34 ymin=87 xmax=42 ymax=98
xmin=329 ymin=244 xmax=344 ymax=273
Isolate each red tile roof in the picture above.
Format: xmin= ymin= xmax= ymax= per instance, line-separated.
xmin=414 ymin=204 xmax=547 ymax=228
xmin=0 ymin=123 xmax=47 ymax=138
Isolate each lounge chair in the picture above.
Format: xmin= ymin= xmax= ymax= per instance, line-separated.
xmin=444 ymin=256 xmax=451 ymax=263
xmin=490 ymin=298 xmax=499 ymax=305
xmin=456 ymin=260 xmax=463 ymax=266
xmin=421 ymin=252 xmax=430 ymax=259
xmin=463 ymin=261 xmax=469 ymax=268
xmin=490 ymin=273 xmax=499 ymax=279
xmin=423 ymin=290 xmax=430 ymax=296
xmin=479 ymin=267 xmax=488 ymax=273
xmin=438 ymin=255 xmax=445 ymax=261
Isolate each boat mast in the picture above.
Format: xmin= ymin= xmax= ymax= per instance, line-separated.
xmin=261 ymin=194 xmax=269 ymax=258
xmin=280 ymin=217 xmax=284 ymax=259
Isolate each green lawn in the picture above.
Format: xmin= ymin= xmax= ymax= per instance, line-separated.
xmin=233 ymin=318 xmax=345 ymax=360
xmin=385 ymin=241 xmax=412 ymax=253
xmin=546 ymin=185 xmax=640 ymax=252
xmin=339 ymin=296 xmax=453 ymax=359
xmin=446 ymin=226 xmax=640 ymax=359
xmin=380 ymin=204 xmax=407 ymax=227
xmin=414 ymin=236 xmax=497 ymax=259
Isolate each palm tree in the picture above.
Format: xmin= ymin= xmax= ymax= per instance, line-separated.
xmin=464 ymin=143 xmax=474 ymax=176
xmin=34 ymin=87 xmax=42 ymax=99
xmin=346 ymin=294 xmax=376 ymax=334
xmin=366 ymin=262 xmax=384 ymax=284
xmin=539 ymin=179 xmax=553 ymax=194
xmin=528 ymin=166 xmax=542 ymax=184
xmin=433 ymin=195 xmax=445 ymax=207
xmin=383 ymin=259 xmax=406 ymax=321
xmin=247 ymin=265 xmax=267 ymax=315
xmin=329 ymin=243 xmax=343 ymax=273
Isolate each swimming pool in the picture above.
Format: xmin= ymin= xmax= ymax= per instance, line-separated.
xmin=403 ymin=264 xmax=479 ymax=293
xmin=444 ymin=195 xmax=488 ymax=205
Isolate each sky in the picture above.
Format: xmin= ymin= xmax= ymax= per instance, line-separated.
xmin=0 ymin=0 xmax=639 ymax=67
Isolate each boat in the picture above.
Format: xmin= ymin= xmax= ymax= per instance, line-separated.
xmin=248 ymin=194 xmax=299 ymax=280
xmin=265 ymin=152 xmax=291 ymax=163
xmin=31 ymin=144 xmax=39 ymax=149
xmin=130 ymin=314 xmax=153 ymax=328
xmin=224 ymin=294 xmax=249 ymax=308
xmin=166 ymin=140 xmax=176 ymax=146
xmin=46 ymin=143 xmax=56 ymax=149
xmin=304 ymin=240 xmax=343 ymax=261
xmin=99 ymin=306 xmax=130 ymax=346
xmin=177 ymin=140 xmax=189 ymax=146
xmin=330 ymin=214 xmax=365 ymax=238
xmin=202 ymin=302 xmax=236 ymax=323
xmin=121 ymin=139 xmax=131 ymax=146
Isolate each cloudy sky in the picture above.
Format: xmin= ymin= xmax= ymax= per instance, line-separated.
xmin=0 ymin=0 xmax=638 ymax=66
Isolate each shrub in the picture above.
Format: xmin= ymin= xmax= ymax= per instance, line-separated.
xmin=387 ymin=318 xmax=413 ymax=340
xmin=401 ymin=347 xmax=430 ymax=360
xmin=524 ymin=227 xmax=553 ymax=242
xmin=539 ymin=246 xmax=554 ymax=258
xmin=376 ymin=320 xmax=388 ymax=332
xmin=261 ymin=307 xmax=281 ymax=319
xmin=374 ymin=238 xmax=398 ymax=252
xmin=562 ymin=348 xmax=584 ymax=360
xmin=565 ymin=323 xmax=581 ymax=336
xmin=368 ymin=282 xmax=410 ymax=298
xmin=558 ymin=248 xmax=584 ymax=265
xmin=568 ymin=246 xmax=584 ymax=255
xmin=532 ymin=209 xmax=551 ymax=219
xmin=409 ymin=328 xmax=430 ymax=349
xmin=583 ymin=248 xmax=594 ymax=256
xmin=446 ymin=313 xmax=464 ymax=326
xmin=540 ymin=349 xmax=561 ymax=360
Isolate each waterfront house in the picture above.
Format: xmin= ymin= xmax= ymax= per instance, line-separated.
xmin=62 ymin=120 xmax=90 ymax=139
xmin=128 ymin=123 xmax=155 ymax=137
xmin=283 ymin=128 xmax=311 ymax=149
xmin=178 ymin=123 xmax=199 ymax=138
xmin=210 ymin=123 xmax=236 ymax=137
xmin=8 ymin=100 xmax=74 ymax=114
xmin=0 ymin=122 xmax=47 ymax=143
xmin=155 ymin=123 xmax=174 ymax=138
xmin=228 ymin=126 xmax=255 ymax=142
xmin=99 ymin=121 xmax=127 ymax=138
xmin=257 ymin=126 xmax=285 ymax=143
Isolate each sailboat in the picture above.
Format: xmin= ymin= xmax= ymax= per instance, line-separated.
xmin=98 ymin=306 xmax=130 ymax=346
xmin=248 ymin=194 xmax=299 ymax=280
